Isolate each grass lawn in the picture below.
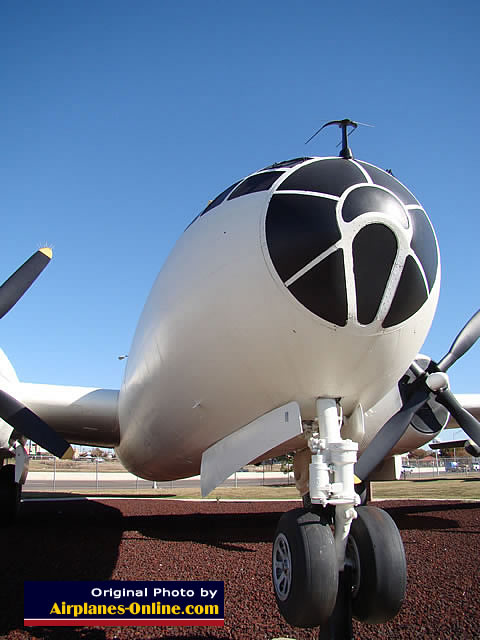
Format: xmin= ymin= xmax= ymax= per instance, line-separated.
xmin=371 ymin=476 xmax=480 ymax=501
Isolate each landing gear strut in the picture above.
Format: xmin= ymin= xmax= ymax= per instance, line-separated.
xmin=271 ymin=398 xmax=407 ymax=638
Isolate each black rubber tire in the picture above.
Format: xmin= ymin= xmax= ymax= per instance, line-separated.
xmin=0 ymin=464 xmax=21 ymax=522
xmin=348 ymin=505 xmax=406 ymax=624
xmin=272 ymin=508 xmax=338 ymax=628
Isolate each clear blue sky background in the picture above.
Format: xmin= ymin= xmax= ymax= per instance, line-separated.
xmin=1 ymin=1 xmax=478 ymax=442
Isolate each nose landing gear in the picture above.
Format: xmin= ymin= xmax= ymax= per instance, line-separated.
xmin=272 ymin=504 xmax=407 ymax=637
xmin=271 ymin=398 xmax=407 ymax=638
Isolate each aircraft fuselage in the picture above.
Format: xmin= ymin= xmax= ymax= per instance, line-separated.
xmin=116 ymin=156 xmax=440 ymax=480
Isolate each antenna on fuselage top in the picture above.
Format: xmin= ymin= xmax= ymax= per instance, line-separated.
xmin=305 ymin=118 xmax=374 ymax=159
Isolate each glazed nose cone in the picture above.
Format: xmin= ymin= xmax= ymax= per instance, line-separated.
xmin=265 ymin=158 xmax=439 ymax=329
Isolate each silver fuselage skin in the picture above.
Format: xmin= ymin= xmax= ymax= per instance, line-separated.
xmin=117 ymin=157 xmax=440 ymax=480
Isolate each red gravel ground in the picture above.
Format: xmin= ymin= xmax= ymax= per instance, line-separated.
xmin=1 ymin=498 xmax=479 ymax=639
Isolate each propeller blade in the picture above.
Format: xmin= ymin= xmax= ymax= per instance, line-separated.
xmin=354 ymin=390 xmax=429 ymax=482
xmin=437 ymin=309 xmax=480 ymax=371
xmin=0 ymin=248 xmax=52 ymax=320
xmin=0 ymin=389 xmax=73 ymax=459
xmin=356 ymin=309 xmax=480 ymax=482
xmin=434 ymin=388 xmax=480 ymax=447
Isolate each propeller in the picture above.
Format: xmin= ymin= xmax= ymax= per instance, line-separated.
xmin=437 ymin=310 xmax=480 ymax=371
xmin=0 ymin=249 xmax=74 ymax=459
xmin=0 ymin=248 xmax=53 ymax=320
xmin=355 ymin=309 xmax=480 ymax=482
xmin=434 ymin=388 xmax=480 ymax=446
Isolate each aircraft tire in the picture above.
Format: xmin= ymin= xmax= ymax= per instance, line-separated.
xmin=272 ymin=508 xmax=338 ymax=628
xmin=0 ymin=464 xmax=21 ymax=522
xmin=348 ymin=505 xmax=406 ymax=624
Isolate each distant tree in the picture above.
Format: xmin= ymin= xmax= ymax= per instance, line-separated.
xmin=438 ymin=448 xmax=453 ymax=457
xmin=408 ymin=449 xmax=428 ymax=459
xmin=438 ymin=447 xmax=469 ymax=458
xmin=278 ymin=453 xmax=294 ymax=473
xmin=91 ymin=447 xmax=105 ymax=458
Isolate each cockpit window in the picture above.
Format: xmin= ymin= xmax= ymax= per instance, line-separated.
xmin=261 ymin=157 xmax=312 ymax=170
xmin=200 ymin=180 xmax=241 ymax=216
xmin=227 ymin=171 xmax=284 ymax=200
xmin=185 ymin=167 xmax=286 ymax=232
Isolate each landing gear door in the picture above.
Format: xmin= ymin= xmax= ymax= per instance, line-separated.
xmin=200 ymin=401 xmax=302 ymax=497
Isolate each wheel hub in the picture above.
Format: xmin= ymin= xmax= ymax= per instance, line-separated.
xmin=272 ymin=533 xmax=292 ymax=601
xmin=346 ymin=534 xmax=361 ymax=598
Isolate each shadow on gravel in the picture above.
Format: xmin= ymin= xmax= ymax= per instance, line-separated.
xmin=386 ymin=501 xmax=480 ymax=515
xmin=384 ymin=502 xmax=479 ymax=531
xmin=131 ymin=512 xmax=281 ymax=551
xmin=0 ymin=499 xmax=283 ymax=638
xmin=0 ymin=499 xmax=122 ymax=637
xmin=10 ymin=498 xmax=477 ymax=639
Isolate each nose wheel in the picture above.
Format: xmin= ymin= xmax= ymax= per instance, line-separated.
xmin=272 ymin=508 xmax=338 ymax=628
xmin=272 ymin=505 xmax=407 ymax=637
xmin=347 ymin=505 xmax=406 ymax=624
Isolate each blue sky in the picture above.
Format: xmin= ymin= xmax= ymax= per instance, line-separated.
xmin=1 ymin=1 xmax=479 ymax=442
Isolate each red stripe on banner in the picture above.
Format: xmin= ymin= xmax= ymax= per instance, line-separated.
xmin=24 ymin=619 xmax=224 ymax=627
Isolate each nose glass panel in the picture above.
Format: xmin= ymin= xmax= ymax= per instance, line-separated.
xmin=265 ymin=158 xmax=439 ymax=328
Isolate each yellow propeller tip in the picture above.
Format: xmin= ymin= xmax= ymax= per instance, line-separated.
xmin=39 ymin=247 xmax=53 ymax=260
xmin=61 ymin=446 xmax=74 ymax=460
xmin=354 ymin=475 xmax=363 ymax=485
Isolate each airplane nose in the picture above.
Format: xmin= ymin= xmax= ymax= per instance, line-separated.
xmin=265 ymin=158 xmax=439 ymax=329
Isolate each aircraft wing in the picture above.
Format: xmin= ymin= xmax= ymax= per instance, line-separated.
xmin=429 ymin=439 xmax=474 ymax=450
xmin=0 ymin=343 xmax=119 ymax=455
xmin=1 ymin=382 xmax=120 ymax=449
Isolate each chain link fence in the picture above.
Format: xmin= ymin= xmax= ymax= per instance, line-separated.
xmin=21 ymin=454 xmax=480 ymax=492
xmin=401 ymin=456 xmax=480 ymax=479
xmin=23 ymin=457 xmax=295 ymax=493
